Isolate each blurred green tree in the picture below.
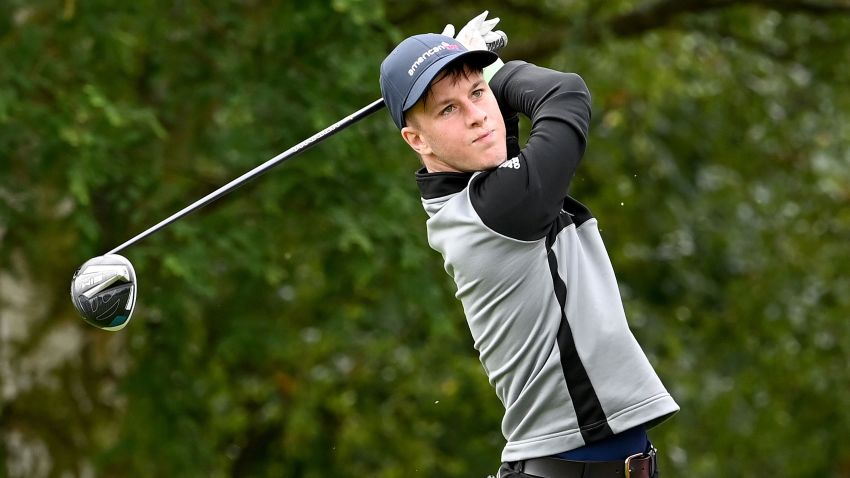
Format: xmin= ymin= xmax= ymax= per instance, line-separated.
xmin=2 ymin=1 xmax=848 ymax=477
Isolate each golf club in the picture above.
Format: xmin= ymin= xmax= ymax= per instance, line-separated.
xmin=70 ymin=29 xmax=508 ymax=331
xmin=71 ymin=98 xmax=385 ymax=331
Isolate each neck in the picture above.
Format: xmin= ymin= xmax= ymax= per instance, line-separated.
xmin=422 ymin=156 xmax=463 ymax=173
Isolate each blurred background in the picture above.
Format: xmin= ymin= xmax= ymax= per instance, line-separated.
xmin=2 ymin=0 xmax=849 ymax=476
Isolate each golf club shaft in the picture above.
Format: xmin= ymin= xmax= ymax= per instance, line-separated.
xmin=107 ymin=98 xmax=386 ymax=255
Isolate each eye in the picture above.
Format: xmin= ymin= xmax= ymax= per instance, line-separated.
xmin=472 ymin=89 xmax=484 ymax=99
xmin=440 ymin=104 xmax=456 ymax=116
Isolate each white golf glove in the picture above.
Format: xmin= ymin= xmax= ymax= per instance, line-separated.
xmin=441 ymin=11 xmax=506 ymax=81
xmin=441 ymin=11 xmax=506 ymax=53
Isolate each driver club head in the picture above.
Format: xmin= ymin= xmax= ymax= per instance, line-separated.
xmin=70 ymin=254 xmax=137 ymax=331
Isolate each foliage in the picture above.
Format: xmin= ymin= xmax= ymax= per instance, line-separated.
xmin=2 ymin=1 xmax=849 ymax=477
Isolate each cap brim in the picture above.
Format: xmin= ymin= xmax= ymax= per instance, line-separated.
xmin=401 ymin=49 xmax=498 ymax=115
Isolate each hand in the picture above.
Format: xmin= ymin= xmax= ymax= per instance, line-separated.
xmin=441 ymin=11 xmax=507 ymax=54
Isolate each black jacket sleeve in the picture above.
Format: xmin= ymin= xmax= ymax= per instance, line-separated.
xmin=470 ymin=61 xmax=591 ymax=241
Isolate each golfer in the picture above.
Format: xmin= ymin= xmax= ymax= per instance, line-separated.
xmin=379 ymin=13 xmax=679 ymax=478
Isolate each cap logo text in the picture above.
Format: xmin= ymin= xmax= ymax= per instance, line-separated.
xmin=408 ymin=42 xmax=460 ymax=76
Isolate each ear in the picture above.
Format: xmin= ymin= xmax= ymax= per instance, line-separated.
xmin=401 ymin=126 xmax=433 ymax=156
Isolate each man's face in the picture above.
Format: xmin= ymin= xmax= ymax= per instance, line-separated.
xmin=401 ymin=67 xmax=507 ymax=173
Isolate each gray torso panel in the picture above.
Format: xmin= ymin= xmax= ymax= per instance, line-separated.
xmin=422 ymin=182 xmax=678 ymax=461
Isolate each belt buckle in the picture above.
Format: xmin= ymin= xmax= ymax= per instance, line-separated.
xmin=624 ymin=446 xmax=656 ymax=478
xmin=624 ymin=453 xmax=643 ymax=478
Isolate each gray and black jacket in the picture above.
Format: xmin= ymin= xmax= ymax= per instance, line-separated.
xmin=416 ymin=61 xmax=679 ymax=462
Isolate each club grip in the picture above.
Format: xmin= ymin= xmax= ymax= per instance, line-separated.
xmin=487 ymin=31 xmax=508 ymax=53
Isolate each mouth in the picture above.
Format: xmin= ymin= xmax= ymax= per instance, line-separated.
xmin=473 ymin=129 xmax=495 ymax=144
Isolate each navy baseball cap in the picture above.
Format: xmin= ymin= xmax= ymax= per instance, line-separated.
xmin=380 ymin=33 xmax=498 ymax=129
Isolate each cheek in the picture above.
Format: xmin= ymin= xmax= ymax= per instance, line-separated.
xmin=427 ymin=123 xmax=462 ymax=151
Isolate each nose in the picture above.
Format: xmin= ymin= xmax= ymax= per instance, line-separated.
xmin=465 ymin=100 xmax=487 ymax=127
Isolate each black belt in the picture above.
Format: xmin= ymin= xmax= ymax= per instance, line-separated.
xmin=518 ymin=447 xmax=657 ymax=478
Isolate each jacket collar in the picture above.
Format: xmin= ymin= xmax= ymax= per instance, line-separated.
xmin=415 ymin=168 xmax=474 ymax=199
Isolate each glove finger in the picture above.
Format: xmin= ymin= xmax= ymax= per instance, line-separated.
xmin=456 ymin=21 xmax=475 ymax=40
xmin=482 ymin=31 xmax=501 ymax=43
xmin=459 ymin=11 xmax=490 ymax=41
xmin=480 ymin=17 xmax=500 ymax=35
xmin=441 ymin=24 xmax=455 ymax=37
xmin=483 ymin=29 xmax=506 ymax=41
xmin=469 ymin=10 xmax=489 ymax=29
